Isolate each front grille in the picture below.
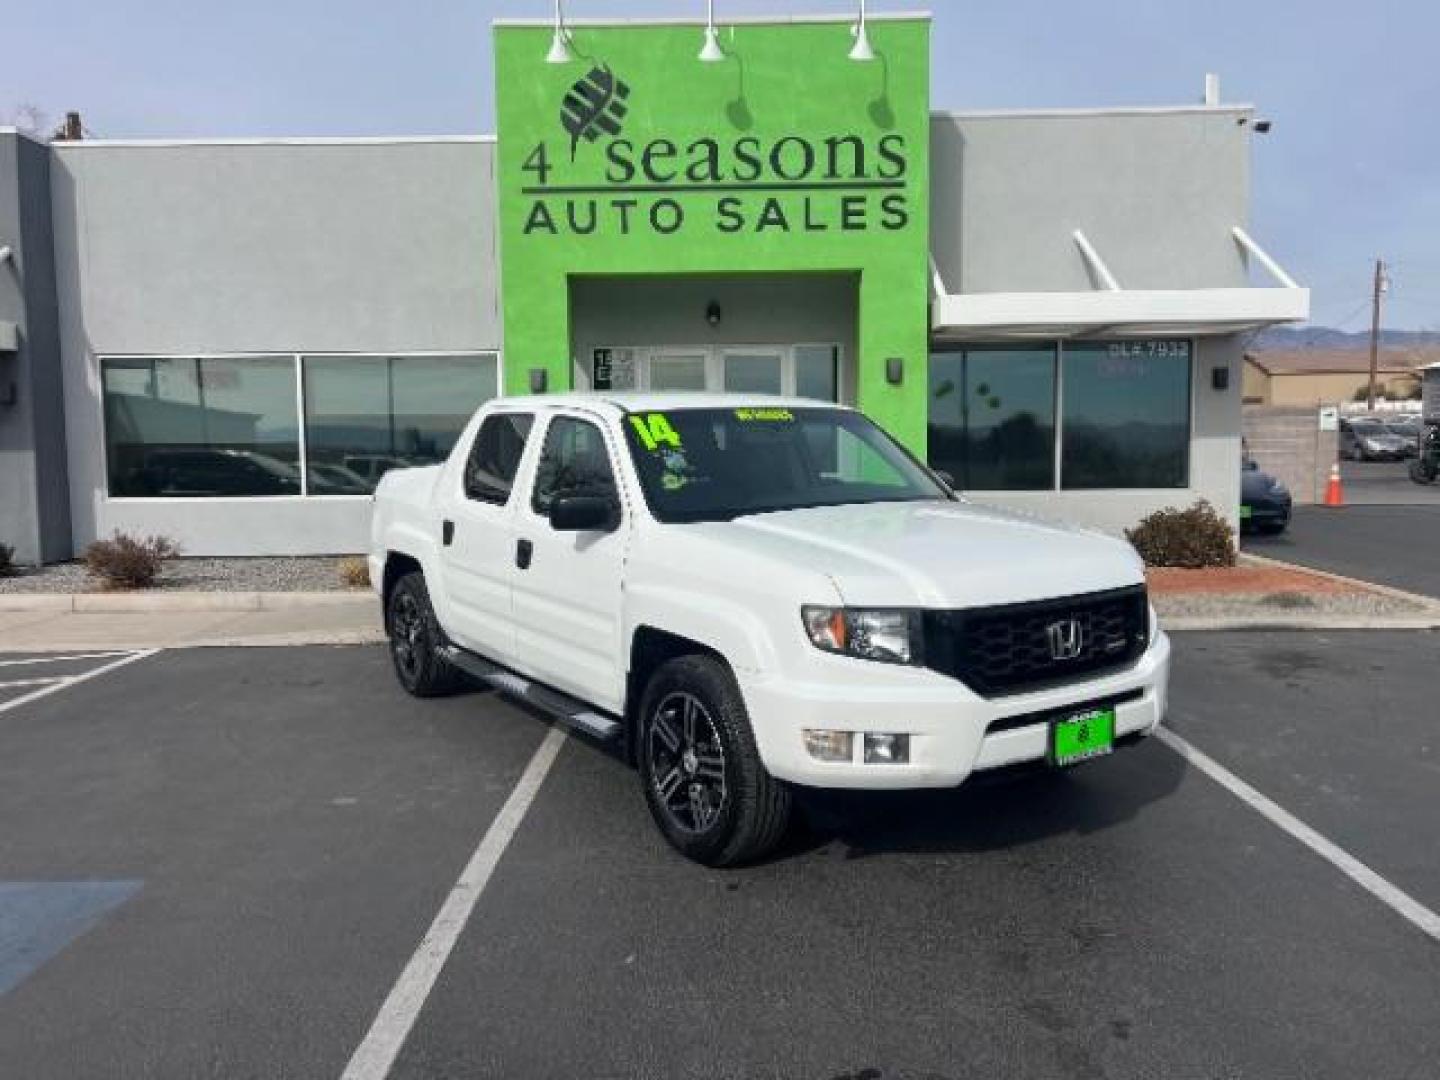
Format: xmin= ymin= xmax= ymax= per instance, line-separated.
xmin=922 ymin=585 xmax=1149 ymax=698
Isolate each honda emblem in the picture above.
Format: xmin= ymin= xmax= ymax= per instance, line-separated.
xmin=1046 ymin=618 xmax=1085 ymax=661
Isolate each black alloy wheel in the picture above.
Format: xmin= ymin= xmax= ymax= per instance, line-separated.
xmin=647 ymin=691 xmax=729 ymax=836
xmin=637 ymin=655 xmax=792 ymax=867
xmin=386 ymin=571 xmax=467 ymax=697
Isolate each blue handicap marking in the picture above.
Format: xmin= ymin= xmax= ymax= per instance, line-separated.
xmin=0 ymin=881 xmax=142 ymax=996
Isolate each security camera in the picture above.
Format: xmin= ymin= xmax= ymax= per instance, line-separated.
xmin=1253 ymin=119 xmax=1273 ymax=134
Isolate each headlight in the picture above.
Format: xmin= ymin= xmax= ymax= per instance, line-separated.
xmin=801 ymin=606 xmax=920 ymax=665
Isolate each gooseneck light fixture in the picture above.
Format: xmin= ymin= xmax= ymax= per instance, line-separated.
xmin=545 ymin=0 xmax=573 ymax=64
xmin=699 ymin=0 xmax=726 ymax=62
xmin=849 ymin=0 xmax=876 ymax=62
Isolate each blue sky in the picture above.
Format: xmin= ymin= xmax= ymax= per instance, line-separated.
xmin=5 ymin=0 xmax=1436 ymax=329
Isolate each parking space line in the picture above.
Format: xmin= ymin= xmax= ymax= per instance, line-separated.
xmin=0 ymin=677 xmax=68 ymax=691
xmin=1158 ymin=728 xmax=1440 ymax=943
xmin=340 ymin=726 xmax=568 ymax=1080
xmin=0 ymin=652 xmax=137 ymax=668
xmin=0 ymin=650 xmax=159 ymax=716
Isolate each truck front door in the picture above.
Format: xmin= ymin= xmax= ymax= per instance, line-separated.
xmin=510 ymin=411 xmax=628 ymax=713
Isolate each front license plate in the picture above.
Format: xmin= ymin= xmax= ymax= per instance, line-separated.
xmin=1240 ymin=504 xmax=1253 ymax=520
xmin=1050 ymin=708 xmax=1115 ymax=767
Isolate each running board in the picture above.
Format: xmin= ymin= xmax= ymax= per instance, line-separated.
xmin=439 ymin=645 xmax=622 ymax=742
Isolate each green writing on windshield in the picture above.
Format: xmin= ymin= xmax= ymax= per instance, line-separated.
xmin=629 ymin=413 xmax=682 ymax=451
xmin=735 ymin=408 xmax=795 ymax=422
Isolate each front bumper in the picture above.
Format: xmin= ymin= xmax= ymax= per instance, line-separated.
xmin=1242 ymin=495 xmax=1291 ymax=529
xmin=740 ymin=631 xmax=1170 ymax=789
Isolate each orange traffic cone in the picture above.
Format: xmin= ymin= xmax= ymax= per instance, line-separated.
xmin=1323 ymin=463 xmax=1344 ymax=507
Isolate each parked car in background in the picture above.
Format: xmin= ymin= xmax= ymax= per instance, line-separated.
xmin=1384 ymin=418 xmax=1423 ymax=457
xmin=1339 ymin=418 xmax=1409 ymax=462
xmin=1240 ymin=457 xmax=1291 ymax=534
xmin=344 ymin=454 xmax=413 ymax=485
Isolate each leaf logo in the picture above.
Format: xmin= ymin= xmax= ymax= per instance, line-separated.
xmin=560 ymin=65 xmax=631 ymax=160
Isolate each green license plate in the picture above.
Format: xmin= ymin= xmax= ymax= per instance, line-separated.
xmin=1050 ymin=708 xmax=1116 ymax=767
xmin=1239 ymin=504 xmax=1253 ymax=519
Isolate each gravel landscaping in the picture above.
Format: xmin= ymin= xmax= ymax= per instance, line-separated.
xmin=0 ymin=557 xmax=363 ymax=594
xmin=1154 ymin=590 xmax=1433 ymax=621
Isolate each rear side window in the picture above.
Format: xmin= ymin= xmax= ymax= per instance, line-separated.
xmin=465 ymin=413 xmax=534 ymax=504
xmin=531 ymin=417 xmax=618 ymax=515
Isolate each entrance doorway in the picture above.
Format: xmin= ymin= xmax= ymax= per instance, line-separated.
xmin=594 ymin=344 xmax=841 ymax=401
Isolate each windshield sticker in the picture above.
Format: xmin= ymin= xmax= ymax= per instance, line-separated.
xmin=735 ymin=408 xmax=794 ymax=422
xmin=629 ymin=413 xmax=682 ymax=451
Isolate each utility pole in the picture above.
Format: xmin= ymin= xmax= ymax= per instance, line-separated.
xmin=1366 ymin=258 xmax=1388 ymax=409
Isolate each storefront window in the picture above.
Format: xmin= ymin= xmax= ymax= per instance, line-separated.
xmin=103 ymin=357 xmax=301 ymax=497
xmin=927 ymin=346 xmax=1056 ymax=490
xmin=303 ymin=354 xmax=498 ymax=494
xmin=1061 ymin=342 xmax=1191 ymax=489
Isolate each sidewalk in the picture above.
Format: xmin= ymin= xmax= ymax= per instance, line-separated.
xmin=0 ymin=593 xmax=384 ymax=651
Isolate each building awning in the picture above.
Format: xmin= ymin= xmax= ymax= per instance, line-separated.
xmin=931 ymin=228 xmax=1310 ymax=340
xmin=0 ymin=321 xmax=17 ymax=353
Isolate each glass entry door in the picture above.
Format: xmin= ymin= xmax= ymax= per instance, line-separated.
xmin=624 ymin=345 xmax=839 ymax=401
xmin=721 ymin=350 xmax=785 ymax=394
xmin=647 ymin=351 xmax=709 ymax=391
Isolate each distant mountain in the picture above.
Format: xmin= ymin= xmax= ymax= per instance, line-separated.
xmin=1255 ymin=327 xmax=1440 ymax=349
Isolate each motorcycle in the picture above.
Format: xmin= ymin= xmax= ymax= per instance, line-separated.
xmin=1409 ymin=422 xmax=1440 ymax=485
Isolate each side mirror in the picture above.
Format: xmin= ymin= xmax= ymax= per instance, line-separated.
xmin=1243 ymin=458 xmax=1258 ymax=472
xmin=550 ymin=494 xmax=617 ymax=532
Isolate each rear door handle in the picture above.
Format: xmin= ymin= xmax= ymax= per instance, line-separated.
xmin=516 ymin=538 xmax=534 ymax=570
xmin=442 ymin=520 xmax=455 ymax=547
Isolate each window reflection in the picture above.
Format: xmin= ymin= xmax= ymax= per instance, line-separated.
xmin=103 ymin=357 xmax=301 ymax=497
xmin=303 ymin=355 xmax=499 ymax=494
xmin=1061 ymin=342 xmax=1191 ymax=489
xmin=928 ymin=347 xmax=1057 ymax=491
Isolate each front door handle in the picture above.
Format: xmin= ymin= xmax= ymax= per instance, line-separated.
xmin=442 ymin=520 xmax=455 ymax=547
xmin=516 ymin=538 xmax=534 ymax=570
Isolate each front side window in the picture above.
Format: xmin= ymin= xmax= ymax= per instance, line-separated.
xmin=102 ymin=357 xmax=300 ymax=497
xmin=928 ymin=346 xmax=1056 ymax=490
xmin=466 ymin=413 xmax=534 ymax=505
xmin=303 ymin=354 xmax=498 ymax=494
xmin=531 ymin=417 xmax=619 ymax=516
xmin=623 ymin=407 xmax=947 ymax=523
xmin=1061 ymin=341 xmax=1191 ymax=489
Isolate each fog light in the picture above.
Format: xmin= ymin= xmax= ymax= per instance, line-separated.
xmin=864 ymin=733 xmax=910 ymax=764
xmin=803 ymin=730 xmax=853 ymax=763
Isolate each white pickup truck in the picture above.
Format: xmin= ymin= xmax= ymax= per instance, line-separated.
xmin=370 ymin=393 xmax=1170 ymax=866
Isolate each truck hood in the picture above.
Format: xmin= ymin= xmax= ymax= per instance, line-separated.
xmin=696 ymin=500 xmax=1145 ymax=608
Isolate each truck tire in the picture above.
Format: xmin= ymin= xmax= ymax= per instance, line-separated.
xmin=637 ymin=655 xmax=792 ymax=867
xmin=386 ymin=571 xmax=468 ymax=698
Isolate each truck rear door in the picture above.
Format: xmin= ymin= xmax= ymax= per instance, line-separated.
xmin=436 ymin=409 xmax=536 ymax=666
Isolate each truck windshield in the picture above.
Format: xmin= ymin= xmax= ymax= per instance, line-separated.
xmin=621 ymin=406 xmax=950 ymax=523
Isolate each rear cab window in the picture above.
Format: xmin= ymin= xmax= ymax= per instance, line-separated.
xmin=465 ymin=412 xmax=535 ymax=505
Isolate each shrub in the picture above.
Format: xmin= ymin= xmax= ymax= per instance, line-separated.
xmin=338 ymin=556 xmax=370 ymax=589
xmin=83 ymin=532 xmax=181 ymax=590
xmin=0 ymin=542 xmax=15 ymax=578
xmin=1125 ymin=500 xmax=1236 ymax=569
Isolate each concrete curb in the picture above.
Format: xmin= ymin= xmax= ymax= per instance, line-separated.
xmin=0 ymin=590 xmax=374 ymax=614
xmin=1239 ymin=551 xmax=1440 ymax=608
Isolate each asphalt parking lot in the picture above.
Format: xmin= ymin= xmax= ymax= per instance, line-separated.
xmin=1246 ymin=502 xmax=1440 ymax=599
xmin=2 ymin=639 xmax=1438 ymax=1080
